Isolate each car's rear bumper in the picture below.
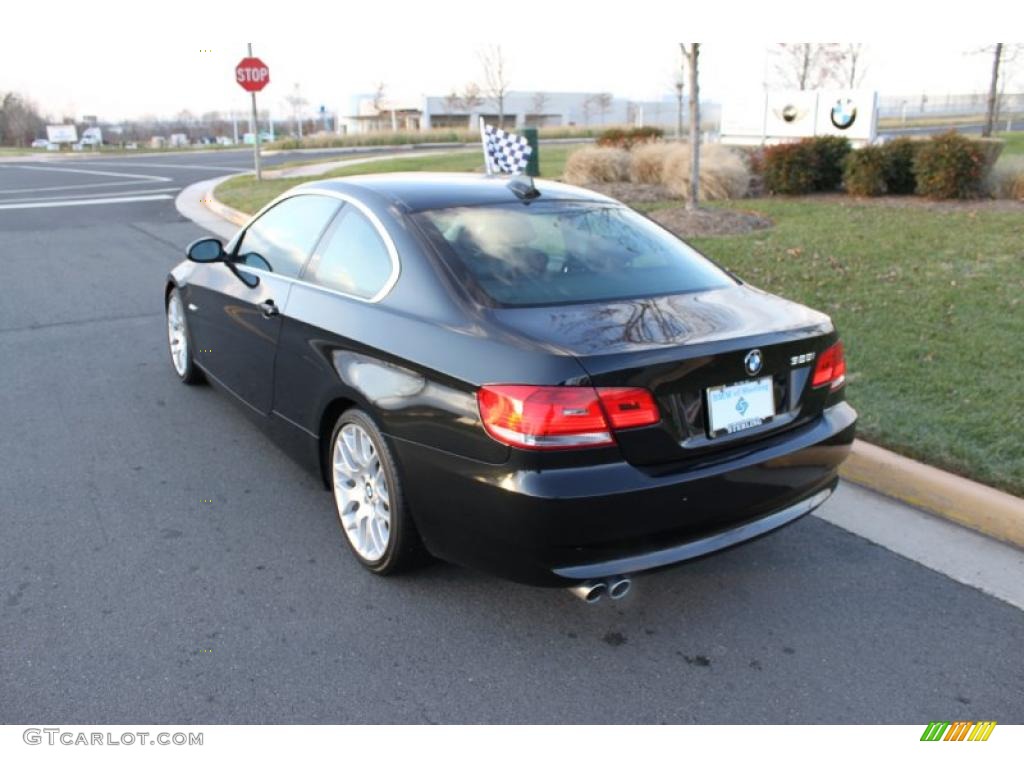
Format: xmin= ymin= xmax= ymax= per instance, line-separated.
xmin=392 ymin=401 xmax=857 ymax=586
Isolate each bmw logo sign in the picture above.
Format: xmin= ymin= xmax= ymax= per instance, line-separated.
xmin=830 ymin=99 xmax=858 ymax=130
xmin=782 ymin=104 xmax=798 ymax=123
xmin=744 ymin=349 xmax=763 ymax=376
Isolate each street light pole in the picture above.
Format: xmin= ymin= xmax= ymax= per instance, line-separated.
xmin=248 ymin=42 xmax=262 ymax=182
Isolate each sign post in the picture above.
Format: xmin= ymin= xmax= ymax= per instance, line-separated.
xmin=235 ymin=45 xmax=271 ymax=181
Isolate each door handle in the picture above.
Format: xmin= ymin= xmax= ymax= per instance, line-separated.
xmin=258 ymin=299 xmax=279 ymax=318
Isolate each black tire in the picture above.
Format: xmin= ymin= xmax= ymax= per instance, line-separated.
xmin=328 ymin=408 xmax=425 ymax=575
xmin=166 ymin=286 xmax=205 ymax=385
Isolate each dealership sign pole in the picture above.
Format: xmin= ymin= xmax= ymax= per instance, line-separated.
xmin=236 ymin=45 xmax=271 ymax=181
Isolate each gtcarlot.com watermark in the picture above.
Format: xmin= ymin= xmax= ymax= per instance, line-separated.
xmin=23 ymin=728 xmax=203 ymax=747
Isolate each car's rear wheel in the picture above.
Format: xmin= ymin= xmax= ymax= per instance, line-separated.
xmin=166 ymin=287 xmax=203 ymax=384
xmin=330 ymin=408 xmax=423 ymax=575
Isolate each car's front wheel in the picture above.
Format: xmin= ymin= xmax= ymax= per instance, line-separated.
xmin=329 ymin=408 xmax=424 ymax=575
xmin=166 ymin=287 xmax=203 ymax=385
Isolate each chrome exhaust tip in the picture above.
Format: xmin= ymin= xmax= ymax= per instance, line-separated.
xmin=606 ymin=575 xmax=632 ymax=600
xmin=568 ymin=580 xmax=607 ymax=604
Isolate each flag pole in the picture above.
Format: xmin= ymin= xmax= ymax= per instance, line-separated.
xmin=479 ymin=116 xmax=492 ymax=176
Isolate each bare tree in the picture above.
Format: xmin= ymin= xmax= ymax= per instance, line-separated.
xmin=772 ymin=43 xmax=843 ymax=90
xmin=479 ymin=45 xmax=511 ymax=127
xmin=837 ymin=44 xmax=868 ymax=89
xmin=983 ymin=44 xmax=1004 ymax=137
xmin=580 ymin=94 xmax=596 ymax=126
xmin=672 ymin=61 xmax=685 ymax=138
xmin=0 ymin=92 xmax=45 ymax=146
xmin=284 ymin=83 xmax=308 ymax=138
xmin=372 ymin=82 xmax=386 ymax=113
xmin=459 ymin=82 xmax=483 ymax=129
xmin=443 ymin=91 xmax=461 ymax=117
xmin=680 ymin=44 xmax=701 ymax=211
xmin=593 ymin=92 xmax=613 ymax=125
xmin=530 ymin=91 xmax=549 ymax=124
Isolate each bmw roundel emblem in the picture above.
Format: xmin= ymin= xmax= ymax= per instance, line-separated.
xmin=744 ymin=349 xmax=763 ymax=376
xmin=830 ymin=99 xmax=857 ymax=130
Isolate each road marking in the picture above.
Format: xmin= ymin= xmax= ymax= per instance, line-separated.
xmin=78 ymin=161 xmax=248 ymax=172
xmin=0 ymin=194 xmax=173 ymax=210
xmin=0 ymin=187 xmax=180 ymax=205
xmin=4 ymin=164 xmax=171 ymax=182
xmin=0 ymin=179 xmax=179 ymax=195
xmin=817 ymin=482 xmax=1024 ymax=611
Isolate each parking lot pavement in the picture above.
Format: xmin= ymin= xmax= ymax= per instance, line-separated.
xmin=1 ymin=154 xmax=1022 ymax=724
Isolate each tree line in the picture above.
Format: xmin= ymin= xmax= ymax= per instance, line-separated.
xmin=0 ymin=92 xmax=46 ymax=146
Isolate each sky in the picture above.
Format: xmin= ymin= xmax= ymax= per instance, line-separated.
xmin=2 ymin=2 xmax=1018 ymax=123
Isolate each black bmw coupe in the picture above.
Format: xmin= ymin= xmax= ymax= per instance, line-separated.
xmin=166 ymin=173 xmax=856 ymax=600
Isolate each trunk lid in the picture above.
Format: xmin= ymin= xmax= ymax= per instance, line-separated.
xmin=489 ymin=284 xmax=840 ymax=466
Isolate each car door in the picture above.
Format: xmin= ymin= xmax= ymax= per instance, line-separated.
xmin=190 ymin=193 xmax=341 ymax=413
xmin=271 ymin=202 xmax=400 ymax=432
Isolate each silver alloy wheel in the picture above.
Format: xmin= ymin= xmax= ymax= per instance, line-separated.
xmin=332 ymin=423 xmax=392 ymax=562
xmin=167 ymin=293 xmax=188 ymax=376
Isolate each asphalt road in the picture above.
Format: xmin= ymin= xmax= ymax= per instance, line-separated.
xmin=1 ymin=152 xmax=1022 ymax=724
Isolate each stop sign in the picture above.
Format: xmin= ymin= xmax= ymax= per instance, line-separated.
xmin=236 ymin=57 xmax=270 ymax=92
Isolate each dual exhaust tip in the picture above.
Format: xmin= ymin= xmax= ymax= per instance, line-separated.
xmin=568 ymin=575 xmax=632 ymax=604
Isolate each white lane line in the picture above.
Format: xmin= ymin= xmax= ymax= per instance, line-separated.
xmin=3 ymin=164 xmax=171 ymax=182
xmin=0 ymin=187 xmax=180 ymax=205
xmin=76 ymin=161 xmax=248 ymax=172
xmin=0 ymin=179 xmax=177 ymax=195
xmin=0 ymin=194 xmax=173 ymax=210
xmin=817 ymin=481 xmax=1024 ymax=611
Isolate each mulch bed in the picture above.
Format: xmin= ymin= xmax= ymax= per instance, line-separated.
xmin=582 ymin=181 xmax=774 ymax=237
xmin=648 ymin=206 xmax=774 ymax=238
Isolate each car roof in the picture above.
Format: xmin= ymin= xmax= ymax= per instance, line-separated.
xmin=298 ymin=172 xmax=618 ymax=212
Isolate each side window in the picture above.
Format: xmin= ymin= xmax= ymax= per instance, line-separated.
xmin=235 ymin=195 xmax=341 ymax=278
xmin=306 ymin=206 xmax=394 ymax=299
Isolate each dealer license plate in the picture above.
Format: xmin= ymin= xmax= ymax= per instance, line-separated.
xmin=706 ymin=376 xmax=775 ymax=435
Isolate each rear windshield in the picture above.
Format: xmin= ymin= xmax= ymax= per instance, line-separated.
xmin=414 ymin=201 xmax=733 ymax=307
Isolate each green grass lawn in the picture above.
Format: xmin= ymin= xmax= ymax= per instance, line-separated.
xmin=691 ymin=199 xmax=1024 ymax=496
xmin=215 ymin=145 xmax=581 ymax=214
xmin=996 ymin=130 xmax=1024 ymax=156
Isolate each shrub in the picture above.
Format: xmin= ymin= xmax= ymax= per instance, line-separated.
xmin=843 ymin=147 xmax=888 ymax=196
xmin=808 ymin=136 xmax=852 ymax=191
xmin=661 ymin=144 xmax=750 ymax=201
xmin=629 ymin=126 xmax=664 ymax=145
xmin=629 ymin=142 xmax=673 ymax=184
xmin=762 ymin=141 xmax=819 ymax=194
xmin=563 ymin=146 xmax=631 ymax=184
xmin=881 ymin=138 xmax=919 ymax=195
xmin=913 ymin=131 xmax=996 ymax=199
xmin=988 ymin=157 xmax=1024 ymax=200
xmin=595 ymin=127 xmax=628 ymax=148
xmin=596 ymin=126 xmax=665 ymax=149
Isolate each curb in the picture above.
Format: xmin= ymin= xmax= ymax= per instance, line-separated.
xmin=186 ymin=175 xmax=1024 ymax=553
xmin=840 ymin=440 xmax=1024 ymax=549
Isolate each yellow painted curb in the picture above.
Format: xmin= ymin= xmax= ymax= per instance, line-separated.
xmin=205 ymin=190 xmax=248 ymax=227
xmin=841 ymin=440 xmax=1024 ymax=549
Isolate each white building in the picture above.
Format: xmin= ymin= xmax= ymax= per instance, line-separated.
xmin=338 ymin=90 xmax=720 ymax=134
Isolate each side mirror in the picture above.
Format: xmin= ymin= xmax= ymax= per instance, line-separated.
xmin=186 ymin=237 xmax=225 ymax=263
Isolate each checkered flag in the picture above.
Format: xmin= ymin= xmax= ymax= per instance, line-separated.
xmin=480 ymin=118 xmax=533 ymax=175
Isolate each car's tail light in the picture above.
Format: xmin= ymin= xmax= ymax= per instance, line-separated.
xmin=811 ymin=341 xmax=846 ymax=390
xmin=477 ymin=385 xmax=659 ymax=450
xmin=595 ymin=387 xmax=660 ymax=429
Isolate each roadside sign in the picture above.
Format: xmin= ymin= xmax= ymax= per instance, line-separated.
xmin=236 ymin=57 xmax=270 ymax=93
xmin=238 ymin=46 xmax=267 ymax=182
xmin=46 ymin=124 xmax=77 ymax=143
